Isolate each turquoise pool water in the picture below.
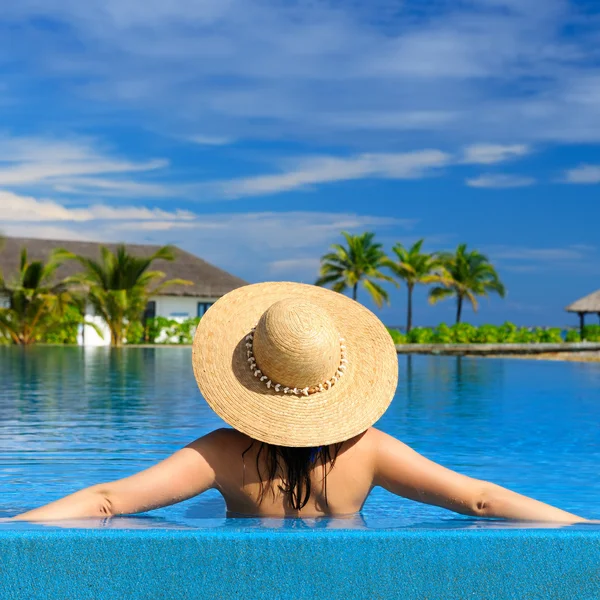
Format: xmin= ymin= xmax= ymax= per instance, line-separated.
xmin=1 ymin=347 xmax=599 ymax=528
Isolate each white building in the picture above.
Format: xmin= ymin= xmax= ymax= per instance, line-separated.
xmin=0 ymin=236 xmax=247 ymax=346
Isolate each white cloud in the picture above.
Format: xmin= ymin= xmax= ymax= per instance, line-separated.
xmin=491 ymin=246 xmax=590 ymax=262
xmin=0 ymin=135 xmax=171 ymax=197
xmin=0 ymin=190 xmax=195 ymax=222
xmin=2 ymin=0 xmax=595 ymax=147
xmin=563 ymin=164 xmax=600 ymax=184
xmin=218 ymin=150 xmax=451 ymax=198
xmin=463 ymin=144 xmax=530 ymax=165
xmin=465 ymin=173 xmax=536 ymax=188
xmin=188 ymin=135 xmax=234 ymax=146
xmin=322 ymin=110 xmax=460 ymax=131
xmin=486 ymin=243 xmax=598 ymax=274
xmin=1 ymin=208 xmax=410 ymax=281
xmin=488 ymin=244 xmax=596 ymax=264
xmin=268 ymin=258 xmax=321 ymax=280
xmin=0 ymin=224 xmax=94 ymax=242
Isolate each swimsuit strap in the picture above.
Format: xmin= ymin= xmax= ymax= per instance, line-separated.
xmin=309 ymin=446 xmax=323 ymax=462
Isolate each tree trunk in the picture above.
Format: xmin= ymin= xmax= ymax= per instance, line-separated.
xmin=111 ymin=326 xmax=121 ymax=348
xmin=456 ymin=295 xmax=463 ymax=324
xmin=406 ymin=285 xmax=414 ymax=333
xmin=352 ymin=283 xmax=358 ymax=301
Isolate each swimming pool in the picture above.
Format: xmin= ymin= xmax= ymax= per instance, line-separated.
xmin=2 ymin=348 xmax=600 ymax=598
xmin=2 ymin=347 xmax=599 ymax=526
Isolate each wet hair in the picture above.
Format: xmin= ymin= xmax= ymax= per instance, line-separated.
xmin=242 ymin=441 xmax=343 ymax=510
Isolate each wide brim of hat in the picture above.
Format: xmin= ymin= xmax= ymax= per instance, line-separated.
xmin=192 ymin=282 xmax=398 ymax=447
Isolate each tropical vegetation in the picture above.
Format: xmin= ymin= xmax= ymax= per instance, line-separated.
xmin=382 ymin=239 xmax=444 ymax=333
xmin=387 ymin=323 xmax=600 ymax=345
xmin=0 ymin=247 xmax=86 ymax=345
xmin=143 ymin=316 xmax=201 ymax=345
xmin=0 ymin=232 xmax=592 ymax=346
xmin=428 ymin=244 xmax=506 ymax=324
xmin=62 ymin=244 xmax=191 ymax=347
xmin=315 ymin=231 xmax=395 ymax=307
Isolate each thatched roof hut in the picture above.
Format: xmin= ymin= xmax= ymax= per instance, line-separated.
xmin=0 ymin=236 xmax=247 ymax=298
xmin=565 ymin=290 xmax=600 ymax=340
xmin=566 ymin=290 xmax=600 ymax=314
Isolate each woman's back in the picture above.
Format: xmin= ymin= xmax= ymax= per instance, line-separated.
xmin=211 ymin=428 xmax=375 ymax=517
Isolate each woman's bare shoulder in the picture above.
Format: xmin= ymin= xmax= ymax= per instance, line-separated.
xmin=186 ymin=428 xmax=252 ymax=457
xmin=353 ymin=427 xmax=395 ymax=448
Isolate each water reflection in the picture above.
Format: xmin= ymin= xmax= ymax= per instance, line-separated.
xmin=1 ymin=348 xmax=599 ymax=528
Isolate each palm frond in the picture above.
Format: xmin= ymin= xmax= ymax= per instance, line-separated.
xmin=428 ymin=286 xmax=455 ymax=305
xmin=362 ymin=279 xmax=390 ymax=308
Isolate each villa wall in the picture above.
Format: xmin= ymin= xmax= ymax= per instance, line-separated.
xmin=149 ymin=295 xmax=217 ymax=320
xmin=78 ymin=295 xmax=218 ymax=346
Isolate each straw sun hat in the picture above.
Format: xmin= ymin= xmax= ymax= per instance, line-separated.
xmin=192 ymin=282 xmax=398 ymax=447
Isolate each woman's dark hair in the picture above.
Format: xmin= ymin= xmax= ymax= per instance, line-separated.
xmin=242 ymin=441 xmax=342 ymax=510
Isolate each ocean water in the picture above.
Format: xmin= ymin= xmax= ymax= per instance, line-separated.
xmin=1 ymin=347 xmax=599 ymax=530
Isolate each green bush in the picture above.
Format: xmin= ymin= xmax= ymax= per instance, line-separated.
xmin=391 ymin=322 xmax=589 ymax=345
xmin=450 ymin=323 xmax=477 ymax=343
xmin=432 ymin=323 xmax=453 ymax=344
xmin=125 ymin=321 xmax=145 ymax=345
xmin=472 ymin=324 xmax=500 ymax=344
xmin=564 ymin=326 xmax=600 ymax=342
xmin=407 ymin=327 xmax=435 ymax=344
xmin=538 ymin=327 xmax=563 ymax=343
xmin=41 ymin=305 xmax=84 ymax=345
xmin=497 ymin=321 xmax=518 ymax=343
xmin=565 ymin=329 xmax=580 ymax=342
xmin=387 ymin=328 xmax=406 ymax=344
xmin=142 ymin=317 xmax=201 ymax=345
xmin=582 ymin=325 xmax=600 ymax=342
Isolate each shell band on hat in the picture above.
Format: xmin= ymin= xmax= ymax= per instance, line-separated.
xmin=245 ymin=327 xmax=348 ymax=396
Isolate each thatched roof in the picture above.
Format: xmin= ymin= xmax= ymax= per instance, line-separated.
xmin=565 ymin=290 xmax=600 ymax=314
xmin=0 ymin=237 xmax=247 ymax=298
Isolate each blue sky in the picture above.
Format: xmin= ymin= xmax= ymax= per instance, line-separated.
xmin=1 ymin=0 xmax=600 ymax=327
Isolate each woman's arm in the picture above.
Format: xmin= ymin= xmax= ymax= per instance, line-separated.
xmin=11 ymin=430 xmax=225 ymax=522
xmin=371 ymin=429 xmax=589 ymax=524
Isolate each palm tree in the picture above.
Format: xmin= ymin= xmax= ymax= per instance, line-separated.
xmin=382 ymin=239 xmax=444 ymax=333
xmin=64 ymin=244 xmax=191 ymax=347
xmin=315 ymin=231 xmax=395 ymax=307
xmin=0 ymin=247 xmax=79 ymax=344
xmin=429 ymin=243 xmax=506 ymax=324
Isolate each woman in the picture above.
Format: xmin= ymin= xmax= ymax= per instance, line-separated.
xmin=11 ymin=282 xmax=594 ymax=524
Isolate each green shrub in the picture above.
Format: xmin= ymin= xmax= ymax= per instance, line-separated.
xmin=565 ymin=329 xmax=580 ymax=343
xmin=537 ymin=327 xmax=563 ymax=343
xmin=41 ymin=305 xmax=84 ymax=345
xmin=432 ymin=323 xmax=453 ymax=344
xmin=583 ymin=325 xmax=600 ymax=342
xmin=125 ymin=321 xmax=145 ymax=345
xmin=385 ymin=322 xmax=578 ymax=345
xmin=142 ymin=316 xmax=201 ymax=344
xmin=450 ymin=323 xmax=477 ymax=343
xmin=387 ymin=328 xmax=406 ymax=344
xmin=472 ymin=324 xmax=500 ymax=344
xmin=497 ymin=321 xmax=518 ymax=343
xmin=407 ymin=327 xmax=434 ymax=344
xmin=564 ymin=326 xmax=600 ymax=342
xmin=513 ymin=328 xmax=536 ymax=343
